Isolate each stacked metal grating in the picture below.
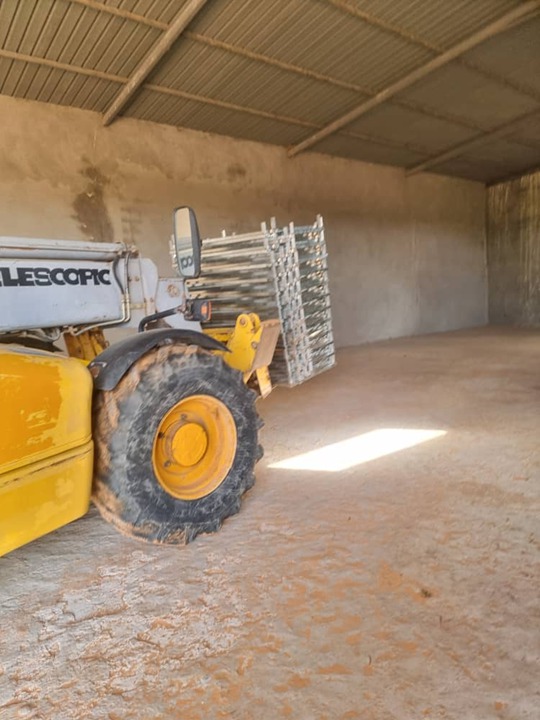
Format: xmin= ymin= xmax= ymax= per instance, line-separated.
xmin=286 ymin=217 xmax=336 ymax=383
xmin=187 ymin=216 xmax=335 ymax=387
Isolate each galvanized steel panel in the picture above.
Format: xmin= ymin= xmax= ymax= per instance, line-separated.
xmin=313 ymin=134 xmax=426 ymax=167
xmin=9 ymin=63 xmax=49 ymax=102
xmin=435 ymin=151 xmax=540 ymax=183
xmin=2 ymin=1 xmax=84 ymax=55
xmin=432 ymin=157 xmax=498 ymax=183
xmin=48 ymin=73 xmax=119 ymax=111
xmin=464 ymin=138 xmax=540 ymax=167
xmin=504 ymin=114 xmax=540 ymax=147
xmin=0 ymin=57 xmax=33 ymax=97
xmin=0 ymin=0 xmax=42 ymax=49
xmin=343 ymin=0 xmax=523 ymax=50
xmin=0 ymin=56 xmax=19 ymax=95
xmin=488 ymin=160 xmax=540 ymax=183
xmin=20 ymin=3 xmax=91 ymax=61
xmin=0 ymin=0 xmax=160 ymax=77
xmin=48 ymin=6 xmax=158 ymax=77
xmin=118 ymin=0 xmax=182 ymax=25
xmin=187 ymin=0 xmax=433 ymax=92
xmin=25 ymin=65 xmax=61 ymax=102
xmin=0 ymin=0 xmax=21 ymax=47
xmin=347 ymin=103 xmax=478 ymax=154
xmin=149 ymin=38 xmax=364 ymax=127
xmin=86 ymin=81 xmax=123 ymax=113
xmin=11 ymin=1 xmax=58 ymax=54
xmin=126 ymin=88 xmax=307 ymax=146
xmin=62 ymin=15 xmax=155 ymax=77
xmin=0 ymin=54 xmax=118 ymax=111
xmin=19 ymin=2 xmax=74 ymax=57
xmin=463 ymin=16 xmax=540 ymax=95
xmin=0 ymin=56 xmax=37 ymax=97
xmin=399 ymin=64 xmax=539 ymax=129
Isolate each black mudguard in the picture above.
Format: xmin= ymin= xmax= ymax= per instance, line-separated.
xmin=88 ymin=328 xmax=229 ymax=391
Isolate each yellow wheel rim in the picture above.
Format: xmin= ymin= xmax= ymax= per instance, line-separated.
xmin=152 ymin=394 xmax=237 ymax=500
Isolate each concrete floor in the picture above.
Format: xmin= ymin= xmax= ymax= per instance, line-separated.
xmin=1 ymin=328 xmax=538 ymax=720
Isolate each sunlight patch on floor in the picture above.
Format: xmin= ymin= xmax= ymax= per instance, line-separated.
xmin=269 ymin=428 xmax=447 ymax=472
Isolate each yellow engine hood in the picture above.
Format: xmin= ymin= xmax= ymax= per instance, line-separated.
xmin=0 ymin=346 xmax=94 ymax=556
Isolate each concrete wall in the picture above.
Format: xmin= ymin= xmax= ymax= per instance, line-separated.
xmin=487 ymin=172 xmax=540 ymax=326
xmin=0 ymin=94 xmax=487 ymax=346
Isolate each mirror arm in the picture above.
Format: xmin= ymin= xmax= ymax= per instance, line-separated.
xmin=138 ymin=306 xmax=183 ymax=333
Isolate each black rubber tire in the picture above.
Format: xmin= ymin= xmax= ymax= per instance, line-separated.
xmin=92 ymin=344 xmax=261 ymax=544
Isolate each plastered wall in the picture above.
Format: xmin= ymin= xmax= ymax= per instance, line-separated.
xmin=0 ymin=95 xmax=487 ymax=346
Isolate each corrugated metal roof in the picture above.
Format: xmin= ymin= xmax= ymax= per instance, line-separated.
xmin=0 ymin=0 xmax=161 ymax=76
xmin=433 ymin=157 xmax=507 ymax=183
xmin=128 ymin=87 xmax=308 ymax=145
xmin=399 ymin=64 xmax=539 ymax=128
xmin=463 ymin=16 xmax=540 ymax=95
xmin=0 ymin=55 xmax=120 ymax=111
xmin=0 ymin=0 xmax=538 ymax=183
xmin=465 ymin=137 xmax=540 ymax=168
xmin=115 ymin=0 xmax=180 ymax=26
xmin=149 ymin=38 xmax=365 ymax=127
xmin=314 ymin=133 xmax=427 ymax=167
xmin=187 ymin=0 xmax=434 ymax=93
xmin=437 ymin=144 xmax=540 ymax=184
xmin=341 ymin=0 xmax=523 ymax=50
xmin=347 ymin=103 xmax=479 ymax=154
xmin=503 ymin=113 xmax=540 ymax=147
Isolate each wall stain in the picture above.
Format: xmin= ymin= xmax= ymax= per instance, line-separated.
xmin=73 ymin=165 xmax=114 ymax=243
xmin=226 ymin=162 xmax=247 ymax=182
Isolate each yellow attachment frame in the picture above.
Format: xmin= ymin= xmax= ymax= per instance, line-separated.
xmin=205 ymin=313 xmax=280 ymax=398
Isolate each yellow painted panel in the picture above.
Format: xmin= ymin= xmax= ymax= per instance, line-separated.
xmin=0 ymin=441 xmax=93 ymax=557
xmin=0 ymin=347 xmax=93 ymax=478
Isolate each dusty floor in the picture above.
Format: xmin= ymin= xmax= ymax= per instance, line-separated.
xmin=1 ymin=328 xmax=539 ymax=720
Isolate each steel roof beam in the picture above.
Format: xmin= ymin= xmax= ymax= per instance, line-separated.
xmin=288 ymin=2 xmax=540 ymax=157
xmin=407 ymin=108 xmax=540 ymax=176
xmin=102 ymin=0 xmax=210 ymax=126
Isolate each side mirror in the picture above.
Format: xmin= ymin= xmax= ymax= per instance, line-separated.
xmin=172 ymin=206 xmax=201 ymax=278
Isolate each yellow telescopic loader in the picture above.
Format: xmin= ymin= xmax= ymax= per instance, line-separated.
xmin=0 ymin=208 xmax=280 ymax=556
